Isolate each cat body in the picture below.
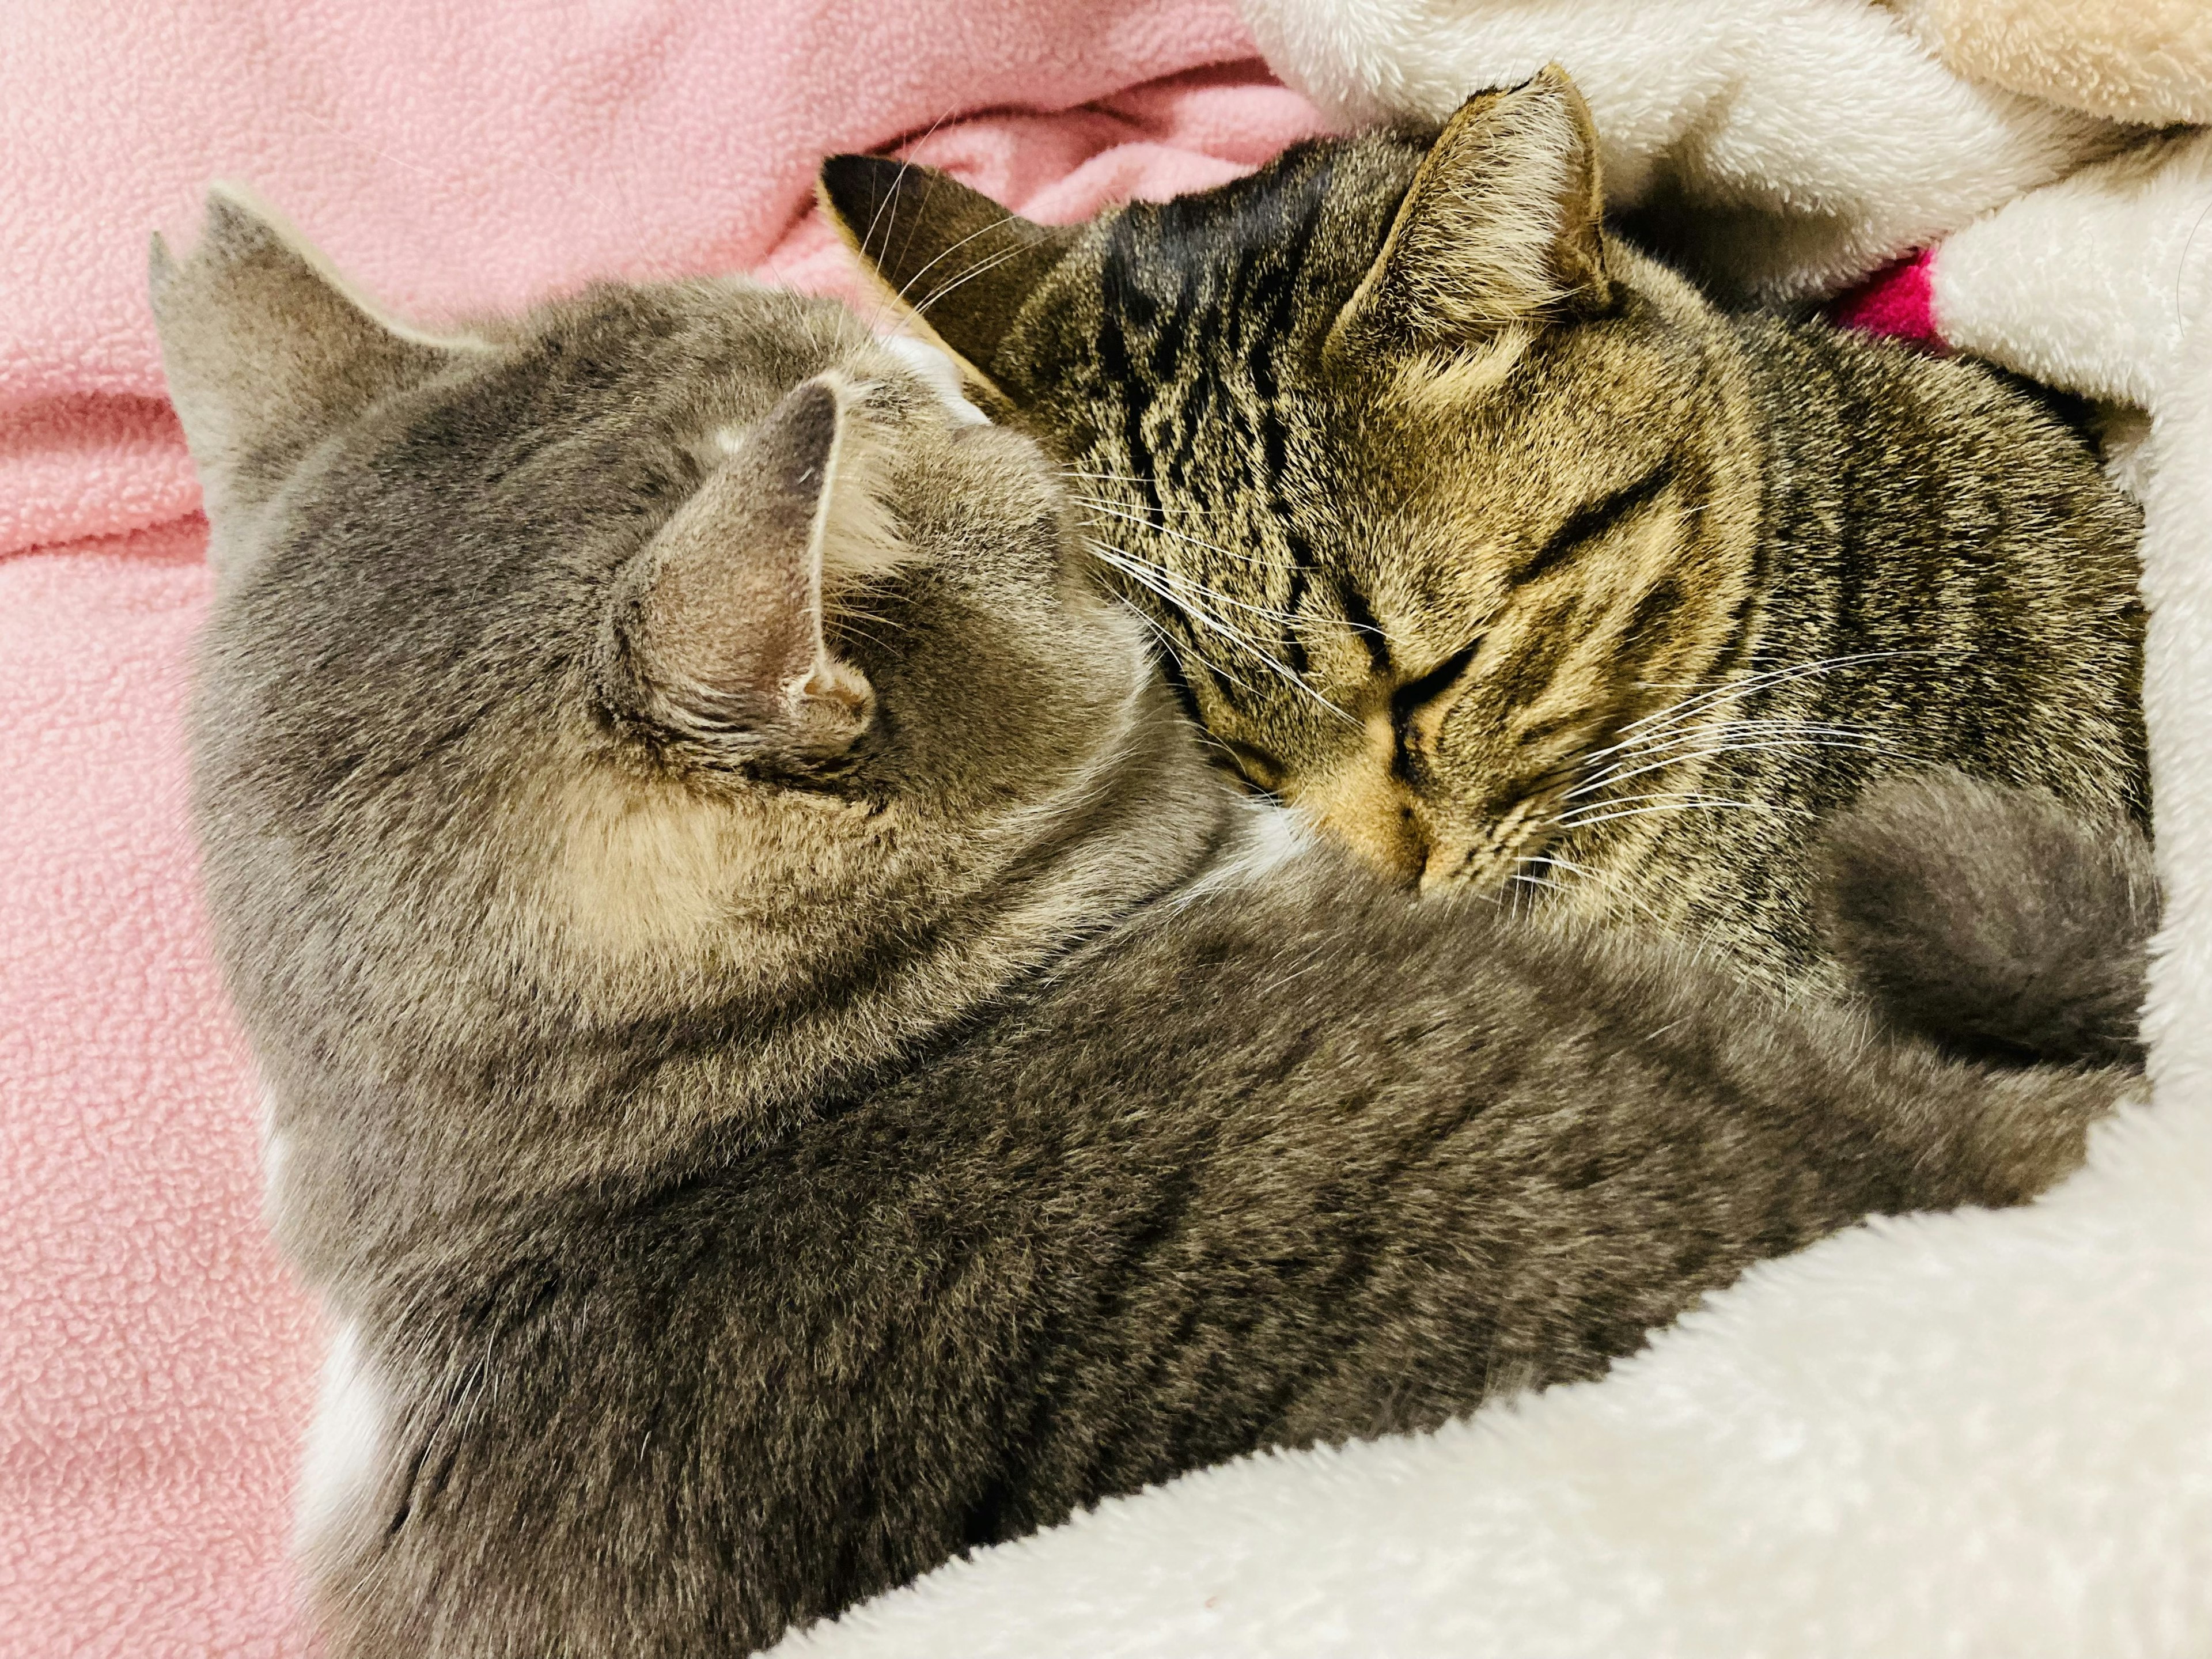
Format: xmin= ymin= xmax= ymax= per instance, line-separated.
xmin=821 ymin=70 xmax=2147 ymax=988
xmin=158 ymin=193 xmax=2128 ymax=1656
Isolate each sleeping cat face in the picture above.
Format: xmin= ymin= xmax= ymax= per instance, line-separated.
xmin=159 ymin=191 xmax=1204 ymax=1156
xmin=821 ymin=70 xmax=1765 ymax=894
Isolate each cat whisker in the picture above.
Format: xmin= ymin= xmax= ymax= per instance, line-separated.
xmin=1087 ymin=540 xmax=1352 ymax=721
xmin=1068 ymin=494 xmax=1289 ymax=574
xmin=1106 ymin=570 xmax=1283 ymax=707
xmin=1085 ymin=533 xmax=1308 ymax=630
xmin=1566 ymin=736 xmax=1890 ymax=801
xmin=1570 ymin=729 xmax=1893 ymax=797
xmin=1060 ymin=478 xmax=1290 ymax=571
xmin=854 ymin=113 xmax=957 ymax=335
xmin=1112 ymin=584 xmax=1266 ymax=703
xmin=1096 ymin=556 xmax=1300 ymax=706
xmin=889 ymin=210 xmax=1032 ymax=317
xmin=1517 ymin=853 xmax=1673 ymax=929
xmin=1555 ymin=798 xmax=1817 ymax=831
xmin=1555 ymin=790 xmax=1809 ymax=821
xmin=1070 ymin=497 xmax=1282 ymax=575
xmin=911 ymin=238 xmax=1051 ymax=322
xmin=1505 ymin=871 xmax=1563 ymax=923
xmin=1579 ymin=714 xmax=1892 ymax=770
xmin=1612 ymin=650 xmax=1931 ymax=748
xmin=1570 ymin=719 xmax=1901 ymax=797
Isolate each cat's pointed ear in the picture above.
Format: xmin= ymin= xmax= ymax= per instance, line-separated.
xmin=615 ymin=376 xmax=881 ymax=765
xmin=817 ymin=156 xmax=1077 ymax=402
xmin=1326 ymin=66 xmax=1611 ymax=366
xmin=150 ymin=185 xmax=483 ymax=522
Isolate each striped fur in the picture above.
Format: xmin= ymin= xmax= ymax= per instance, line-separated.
xmin=822 ymin=69 xmax=2147 ymax=987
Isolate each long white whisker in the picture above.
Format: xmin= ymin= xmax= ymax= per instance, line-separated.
xmin=1555 ymin=790 xmax=1809 ymax=823
xmin=856 ymin=114 xmax=958 ymax=336
xmin=1069 ymin=494 xmax=1287 ymax=573
xmin=1083 ymin=532 xmax=1306 ymax=626
xmin=1556 ymin=799 xmax=1815 ymax=831
xmin=1087 ymin=541 xmax=1352 ymax=721
xmin=1578 ymin=715 xmax=1893 ymax=770
xmin=1570 ymin=721 xmax=1900 ymax=797
xmin=1115 ymin=594 xmax=1263 ymax=702
xmin=1091 ymin=546 xmax=1308 ymax=707
xmin=1565 ymin=736 xmax=1886 ymax=800
xmin=891 ymin=211 xmax=1036 ymax=313
xmin=1574 ymin=714 xmax=1902 ymax=790
xmin=911 ymin=238 xmax=1046 ymax=320
xmin=1615 ymin=650 xmax=1930 ymax=744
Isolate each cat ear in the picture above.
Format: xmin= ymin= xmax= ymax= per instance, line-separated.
xmin=149 ymin=185 xmax=483 ymax=523
xmin=1327 ymin=65 xmax=1611 ymax=365
xmin=615 ymin=376 xmax=879 ymax=763
xmin=817 ymin=157 xmax=1077 ymax=403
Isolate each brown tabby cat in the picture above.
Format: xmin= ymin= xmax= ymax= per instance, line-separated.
xmin=161 ymin=190 xmax=2136 ymax=1656
xmin=820 ymin=66 xmax=2148 ymax=990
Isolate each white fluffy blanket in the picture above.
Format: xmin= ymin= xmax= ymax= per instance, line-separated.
xmin=779 ymin=7 xmax=2212 ymax=1653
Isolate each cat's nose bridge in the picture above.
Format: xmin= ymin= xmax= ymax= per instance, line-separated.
xmin=1294 ymin=741 xmax=1429 ymax=889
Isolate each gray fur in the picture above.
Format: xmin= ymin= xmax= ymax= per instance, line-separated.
xmin=161 ymin=194 xmax=2135 ymax=1657
xmin=1818 ymin=771 xmax=2159 ymax=1067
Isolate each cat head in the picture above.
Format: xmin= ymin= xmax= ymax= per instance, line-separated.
xmin=159 ymin=191 xmax=1205 ymax=1123
xmin=821 ymin=67 xmax=1760 ymax=893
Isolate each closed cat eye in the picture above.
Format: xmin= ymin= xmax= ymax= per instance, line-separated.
xmin=1214 ymin=737 xmax=1286 ymax=794
xmin=1389 ymin=641 xmax=1480 ymax=726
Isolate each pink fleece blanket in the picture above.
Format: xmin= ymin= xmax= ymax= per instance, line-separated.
xmin=0 ymin=3 xmax=1325 ymax=1650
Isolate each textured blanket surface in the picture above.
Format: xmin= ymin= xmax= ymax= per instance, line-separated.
xmin=0 ymin=3 xmax=1323 ymax=1652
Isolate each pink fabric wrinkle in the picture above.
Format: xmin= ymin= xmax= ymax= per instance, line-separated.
xmin=0 ymin=397 xmax=200 ymax=558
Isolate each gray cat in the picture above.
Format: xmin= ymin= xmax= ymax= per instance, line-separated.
xmin=158 ymin=191 xmax=2139 ymax=1658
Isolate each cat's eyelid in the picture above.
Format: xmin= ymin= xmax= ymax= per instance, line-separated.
xmin=1217 ymin=737 xmax=1287 ymax=792
xmin=1390 ymin=639 xmax=1480 ymax=722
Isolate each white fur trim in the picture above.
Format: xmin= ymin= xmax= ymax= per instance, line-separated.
xmin=1176 ymin=796 xmax=1316 ymax=903
xmin=293 ymin=1320 xmax=390 ymax=1558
